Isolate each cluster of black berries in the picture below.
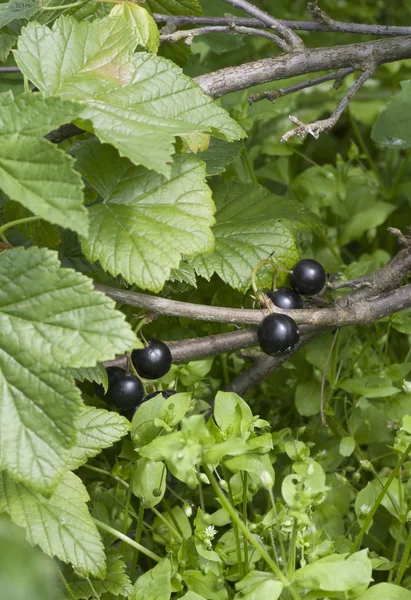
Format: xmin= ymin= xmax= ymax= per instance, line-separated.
xmin=258 ymin=259 xmax=325 ymax=356
xmin=95 ymin=339 xmax=174 ymax=415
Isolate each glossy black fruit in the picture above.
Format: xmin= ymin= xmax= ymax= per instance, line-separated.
xmin=257 ymin=314 xmax=300 ymax=355
xmin=131 ymin=339 xmax=172 ymax=379
xmin=94 ymin=367 xmax=125 ymax=400
xmin=290 ymin=259 xmax=326 ymax=296
xmin=109 ymin=373 xmax=144 ymax=410
xmin=267 ymin=287 xmax=304 ymax=310
xmin=144 ymin=390 xmax=177 ymax=401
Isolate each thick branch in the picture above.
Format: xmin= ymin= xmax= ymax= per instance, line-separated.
xmin=153 ymin=14 xmax=411 ymax=37
xmin=195 ymin=36 xmax=411 ymax=98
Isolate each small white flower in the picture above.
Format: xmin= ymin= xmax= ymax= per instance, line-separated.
xmin=260 ymin=470 xmax=274 ymax=489
xmin=360 ymin=504 xmax=371 ymax=515
xmin=403 ymin=380 xmax=411 ymax=394
xmin=204 ymin=525 xmax=217 ymax=540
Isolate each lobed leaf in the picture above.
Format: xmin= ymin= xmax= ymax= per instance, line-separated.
xmin=77 ymin=141 xmax=215 ymax=291
xmin=0 ymin=471 xmax=106 ymax=578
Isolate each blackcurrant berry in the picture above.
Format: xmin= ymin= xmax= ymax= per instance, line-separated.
xmin=257 ymin=314 xmax=300 ymax=355
xmin=290 ymin=259 xmax=326 ymax=296
xmin=267 ymin=287 xmax=304 ymax=310
xmin=144 ymin=390 xmax=177 ymax=401
xmin=94 ymin=367 xmax=125 ymax=399
xmin=109 ymin=373 xmax=144 ymax=410
xmin=131 ymin=339 xmax=172 ymax=380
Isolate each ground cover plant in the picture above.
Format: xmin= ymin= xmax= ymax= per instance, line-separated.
xmin=3 ymin=0 xmax=411 ymax=598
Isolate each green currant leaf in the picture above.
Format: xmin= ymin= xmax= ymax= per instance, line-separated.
xmin=110 ymin=2 xmax=159 ymax=53
xmin=372 ymin=81 xmax=411 ymax=148
xmin=145 ymin=0 xmax=202 ymax=15
xmin=196 ymin=138 xmax=242 ymax=176
xmin=15 ymin=16 xmax=244 ymax=177
xmin=0 ymin=246 xmax=136 ymax=490
xmin=192 ymin=180 xmax=307 ymax=291
xmin=67 ymin=406 xmax=130 ymax=471
xmin=70 ymin=364 xmax=108 ymax=391
xmin=0 ymin=0 xmax=39 ymax=28
xmin=77 ymin=141 xmax=215 ymax=291
xmin=64 ymin=547 xmax=134 ymax=599
xmin=0 ymin=92 xmax=87 ymax=235
xmin=0 ymin=471 xmax=106 ymax=578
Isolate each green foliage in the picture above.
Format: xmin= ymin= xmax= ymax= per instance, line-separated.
xmin=2 ymin=1 xmax=411 ymax=598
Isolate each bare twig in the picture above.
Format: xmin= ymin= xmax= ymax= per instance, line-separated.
xmin=281 ymin=68 xmax=375 ymax=142
xmin=0 ymin=67 xmax=20 ymax=73
xmin=160 ymin=23 xmax=284 ymax=47
xmin=153 ymin=14 xmax=411 ymax=37
xmin=219 ymin=0 xmax=304 ymax=51
xmin=247 ymin=67 xmax=355 ymax=104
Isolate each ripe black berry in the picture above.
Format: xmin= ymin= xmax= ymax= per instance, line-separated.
xmin=109 ymin=373 xmax=144 ymax=410
xmin=257 ymin=314 xmax=300 ymax=355
xmin=267 ymin=287 xmax=304 ymax=310
xmin=94 ymin=367 xmax=125 ymax=400
xmin=131 ymin=339 xmax=172 ymax=380
xmin=290 ymin=259 xmax=326 ymax=296
xmin=144 ymin=390 xmax=177 ymax=401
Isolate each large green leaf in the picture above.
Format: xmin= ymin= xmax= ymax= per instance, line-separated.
xmin=0 ymin=92 xmax=87 ymax=235
xmin=67 ymin=407 xmax=130 ymax=470
xmin=0 ymin=471 xmax=106 ymax=578
xmin=134 ymin=558 xmax=173 ymax=600
xmin=77 ymin=141 xmax=215 ymax=291
xmin=192 ymin=180 xmax=305 ymax=291
xmin=357 ymin=583 xmax=411 ymax=600
xmin=64 ymin=547 xmax=134 ymax=599
xmin=0 ymin=247 xmax=136 ymax=368
xmin=0 ymin=516 xmax=62 ymax=600
xmin=145 ymin=0 xmax=202 ymax=16
xmin=235 ymin=571 xmax=283 ymax=600
xmin=372 ymin=81 xmax=411 ymax=148
xmin=0 ymin=247 xmax=136 ymax=490
xmin=110 ymin=2 xmax=159 ymax=54
xmin=0 ymin=0 xmax=39 ymax=28
xmin=15 ymin=16 xmax=244 ymax=176
xmin=294 ymin=550 xmax=372 ymax=593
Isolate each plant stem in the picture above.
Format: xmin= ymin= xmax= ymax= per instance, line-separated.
xmin=350 ymin=444 xmax=411 ymax=554
xmin=131 ymin=503 xmax=145 ymax=582
xmin=203 ymin=465 xmax=300 ymax=596
xmin=287 ymin=519 xmax=298 ymax=579
xmin=0 ymin=216 xmax=41 ymax=239
xmin=152 ymin=506 xmax=183 ymax=543
xmin=57 ymin=566 xmax=76 ymax=600
xmin=388 ymin=521 xmax=404 ymax=582
xmin=162 ymin=496 xmax=184 ymax=538
xmin=82 ymin=464 xmax=129 ymax=489
xmin=223 ymin=466 xmax=244 ymax=580
xmin=121 ymin=482 xmax=133 ymax=554
xmin=395 ymin=525 xmax=411 ymax=585
xmin=242 ymin=472 xmax=250 ymax=575
xmin=93 ymin=518 xmax=162 ymax=563
xmin=241 ymin=140 xmax=258 ymax=184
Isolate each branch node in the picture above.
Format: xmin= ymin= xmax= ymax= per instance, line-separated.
xmin=307 ymin=1 xmax=335 ymax=27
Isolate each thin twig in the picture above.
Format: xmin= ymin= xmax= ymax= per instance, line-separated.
xmin=219 ymin=0 xmax=304 ymax=51
xmin=160 ymin=23 xmax=284 ymax=46
xmin=0 ymin=67 xmax=20 ymax=73
xmin=281 ymin=68 xmax=375 ymax=142
xmin=247 ymin=67 xmax=355 ymax=104
xmin=320 ymin=329 xmax=339 ymax=426
xmin=153 ymin=14 xmax=411 ymax=37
